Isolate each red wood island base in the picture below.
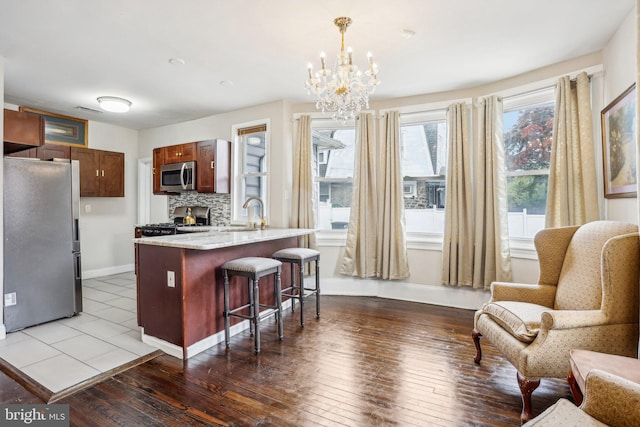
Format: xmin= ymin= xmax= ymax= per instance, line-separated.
xmin=134 ymin=229 xmax=312 ymax=359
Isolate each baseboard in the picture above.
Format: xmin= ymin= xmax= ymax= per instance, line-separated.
xmin=83 ymin=264 xmax=134 ymax=280
xmin=319 ymin=277 xmax=489 ymax=310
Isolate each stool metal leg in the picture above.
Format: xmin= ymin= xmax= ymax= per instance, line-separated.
xmin=276 ymin=267 xmax=283 ymax=340
xmin=315 ymin=258 xmax=320 ymax=317
xmin=298 ymin=260 xmax=305 ymax=326
xmin=248 ymin=278 xmax=255 ymax=337
xmin=224 ymin=269 xmax=230 ymax=347
xmin=253 ymin=277 xmax=261 ymax=354
xmin=290 ymin=263 xmax=296 ymax=313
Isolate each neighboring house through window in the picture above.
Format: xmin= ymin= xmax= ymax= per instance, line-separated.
xmin=233 ymin=122 xmax=268 ymax=223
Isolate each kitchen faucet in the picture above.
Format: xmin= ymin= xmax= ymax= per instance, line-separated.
xmin=243 ymin=197 xmax=266 ymax=229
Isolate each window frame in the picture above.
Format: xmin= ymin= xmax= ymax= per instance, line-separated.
xmin=231 ymin=120 xmax=270 ymax=224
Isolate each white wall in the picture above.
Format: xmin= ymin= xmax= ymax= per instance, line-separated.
xmin=80 ymin=122 xmax=139 ymax=277
xmin=602 ymin=5 xmax=638 ymax=222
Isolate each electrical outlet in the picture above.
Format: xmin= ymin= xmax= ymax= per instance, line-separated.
xmin=4 ymin=292 xmax=17 ymax=307
xmin=167 ymin=271 xmax=175 ymax=287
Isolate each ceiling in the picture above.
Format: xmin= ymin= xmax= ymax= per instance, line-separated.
xmin=0 ymin=0 xmax=634 ymax=130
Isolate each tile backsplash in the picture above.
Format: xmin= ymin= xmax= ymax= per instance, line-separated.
xmin=168 ymin=193 xmax=231 ymax=226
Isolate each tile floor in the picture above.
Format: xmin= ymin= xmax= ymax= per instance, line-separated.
xmin=0 ymin=272 xmax=157 ymax=393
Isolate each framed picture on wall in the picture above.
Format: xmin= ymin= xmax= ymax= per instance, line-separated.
xmin=601 ymin=83 xmax=637 ymax=198
xmin=19 ymin=107 xmax=88 ymax=147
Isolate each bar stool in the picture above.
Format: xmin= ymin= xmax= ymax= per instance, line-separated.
xmin=223 ymin=257 xmax=283 ymax=354
xmin=272 ymin=248 xmax=320 ymax=326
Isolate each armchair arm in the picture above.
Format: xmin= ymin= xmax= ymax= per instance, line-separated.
xmin=490 ymin=282 xmax=556 ymax=307
xmin=540 ymin=310 xmax=607 ymax=330
xmin=581 ymin=369 xmax=640 ymax=426
xmin=534 ymin=225 xmax=579 ymax=286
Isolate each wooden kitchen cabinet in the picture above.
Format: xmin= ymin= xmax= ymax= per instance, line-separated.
xmin=164 ymin=142 xmax=195 ymax=163
xmin=153 ymin=147 xmax=164 ymax=194
xmin=3 ymin=109 xmax=44 ymax=154
xmin=7 ymin=143 xmax=71 ymax=159
xmin=196 ymin=139 xmax=230 ymax=193
xmin=71 ymin=147 xmax=124 ymax=197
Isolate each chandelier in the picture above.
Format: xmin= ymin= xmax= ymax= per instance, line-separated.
xmin=305 ymin=17 xmax=380 ymax=122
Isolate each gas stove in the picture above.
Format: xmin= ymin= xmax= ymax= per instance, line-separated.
xmin=138 ymin=223 xmax=184 ymax=237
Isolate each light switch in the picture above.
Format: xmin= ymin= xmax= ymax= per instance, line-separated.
xmin=4 ymin=292 xmax=17 ymax=307
xmin=167 ymin=271 xmax=175 ymax=287
xmin=85 ymin=204 xmax=92 ymax=213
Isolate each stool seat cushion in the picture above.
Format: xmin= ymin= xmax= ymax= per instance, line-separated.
xmin=569 ymin=349 xmax=640 ymax=395
xmin=223 ymin=257 xmax=281 ymax=273
xmin=272 ymin=248 xmax=320 ymax=261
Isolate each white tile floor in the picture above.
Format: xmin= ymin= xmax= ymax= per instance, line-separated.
xmin=0 ymin=272 xmax=157 ymax=393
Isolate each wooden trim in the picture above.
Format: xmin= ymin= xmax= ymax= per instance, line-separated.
xmin=237 ymin=124 xmax=267 ymax=135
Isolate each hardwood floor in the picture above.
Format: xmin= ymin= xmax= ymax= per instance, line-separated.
xmin=0 ymin=296 xmax=571 ymax=426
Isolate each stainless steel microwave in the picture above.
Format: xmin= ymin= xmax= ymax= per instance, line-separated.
xmin=160 ymin=161 xmax=196 ymax=192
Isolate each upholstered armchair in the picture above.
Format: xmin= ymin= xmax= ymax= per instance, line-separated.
xmin=523 ymin=369 xmax=640 ymax=426
xmin=472 ymin=220 xmax=639 ymax=423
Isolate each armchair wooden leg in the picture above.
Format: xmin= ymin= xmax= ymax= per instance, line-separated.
xmin=517 ymin=372 xmax=540 ymax=424
xmin=472 ymin=329 xmax=482 ymax=364
xmin=567 ymin=371 xmax=583 ymax=406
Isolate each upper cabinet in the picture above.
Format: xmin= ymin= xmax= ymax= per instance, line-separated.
xmin=153 ymin=140 xmax=230 ymax=195
xmin=164 ymin=142 xmax=195 ymax=164
xmin=152 ymin=147 xmax=164 ymax=194
xmin=7 ymin=143 xmax=71 ymax=160
xmin=3 ymin=109 xmax=44 ymax=154
xmin=196 ymin=139 xmax=230 ymax=194
xmin=71 ymin=147 xmax=125 ymax=197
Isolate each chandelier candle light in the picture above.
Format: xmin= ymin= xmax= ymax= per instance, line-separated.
xmin=305 ymin=17 xmax=380 ymax=122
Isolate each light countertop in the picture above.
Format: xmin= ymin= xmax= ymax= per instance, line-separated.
xmin=133 ymin=228 xmax=314 ymax=250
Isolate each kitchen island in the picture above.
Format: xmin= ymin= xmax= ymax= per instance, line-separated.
xmin=134 ymin=228 xmax=314 ymax=359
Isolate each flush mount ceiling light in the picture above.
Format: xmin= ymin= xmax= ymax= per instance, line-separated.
xmin=305 ymin=17 xmax=380 ymax=122
xmin=97 ymin=96 xmax=132 ymax=113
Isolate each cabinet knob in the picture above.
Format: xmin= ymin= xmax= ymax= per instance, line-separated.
xmin=96 ymin=169 xmax=99 ymax=176
xmin=101 ymin=170 xmax=105 ymax=177
xmin=211 ymin=161 xmax=214 ymax=169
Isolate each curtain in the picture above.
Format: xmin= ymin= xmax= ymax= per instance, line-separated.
xmin=376 ymin=111 xmax=410 ymax=280
xmin=474 ymin=96 xmax=512 ymax=289
xmin=291 ymin=115 xmax=317 ymax=250
xmin=546 ymin=72 xmax=599 ymax=227
xmin=442 ymin=103 xmax=474 ymax=287
xmin=340 ymin=113 xmax=378 ymax=278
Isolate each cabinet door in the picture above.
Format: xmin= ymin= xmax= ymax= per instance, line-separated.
xmin=3 ymin=109 xmax=44 ymax=153
xmin=196 ymin=139 xmax=230 ymax=194
xmin=71 ymin=147 xmax=100 ymax=197
xmin=196 ymin=140 xmax=215 ymax=193
xmin=37 ymin=143 xmax=70 ymax=160
xmin=164 ymin=145 xmax=180 ymax=164
xmin=6 ymin=148 xmax=37 ymax=158
xmin=153 ymin=147 xmax=164 ymax=194
xmin=180 ymin=142 xmax=196 ymax=161
xmin=99 ymin=150 xmax=124 ymax=197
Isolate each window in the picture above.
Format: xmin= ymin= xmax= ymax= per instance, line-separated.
xmin=233 ymin=123 xmax=268 ymax=222
xmin=400 ymin=113 xmax=448 ymax=234
xmin=312 ymin=121 xmax=355 ymax=230
xmin=503 ymin=89 xmax=555 ymax=238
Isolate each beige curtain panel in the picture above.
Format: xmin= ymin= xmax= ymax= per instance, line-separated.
xmin=340 ymin=113 xmax=379 ymax=278
xmin=474 ymin=96 xmax=512 ymax=289
xmin=442 ymin=103 xmax=474 ymax=287
xmin=377 ymin=111 xmax=410 ymax=280
xmin=291 ymin=115 xmax=317 ymax=250
xmin=546 ymin=72 xmax=599 ymax=227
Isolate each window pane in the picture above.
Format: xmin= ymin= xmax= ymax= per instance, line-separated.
xmin=503 ymin=101 xmax=554 ymax=238
xmin=400 ymin=121 xmax=447 ymax=233
xmin=313 ymin=127 xmax=355 ymax=231
xmin=234 ymin=126 xmax=268 ymax=223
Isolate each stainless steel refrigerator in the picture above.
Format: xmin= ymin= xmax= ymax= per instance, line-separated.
xmin=4 ymin=157 xmax=82 ymax=332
